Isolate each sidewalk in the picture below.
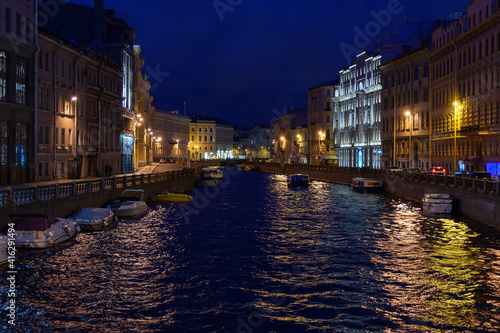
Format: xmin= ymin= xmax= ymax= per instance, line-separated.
xmin=0 ymin=163 xmax=184 ymax=191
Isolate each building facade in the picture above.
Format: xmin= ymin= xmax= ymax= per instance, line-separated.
xmin=39 ymin=0 xmax=137 ymax=174
xmin=429 ymin=0 xmax=500 ymax=174
xmin=307 ymin=82 xmax=336 ymax=165
xmin=0 ymin=0 xmax=37 ymax=184
xmin=335 ymin=52 xmax=383 ymax=168
xmin=37 ymin=32 xmax=124 ymax=180
xmin=152 ymin=109 xmax=190 ymax=163
xmin=380 ymin=47 xmax=432 ymax=171
xmin=189 ymin=115 xmax=233 ymax=160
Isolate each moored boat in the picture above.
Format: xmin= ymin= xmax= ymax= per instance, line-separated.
xmin=106 ymin=189 xmax=148 ymax=218
xmin=202 ymin=168 xmax=224 ymax=180
xmin=9 ymin=214 xmax=80 ymax=248
xmin=288 ymin=174 xmax=310 ymax=187
xmin=69 ymin=207 xmax=117 ymax=231
xmin=422 ymin=193 xmax=453 ymax=214
xmin=150 ymin=192 xmax=194 ymax=203
xmin=351 ymin=178 xmax=383 ymax=193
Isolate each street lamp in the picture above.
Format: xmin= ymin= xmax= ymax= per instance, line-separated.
xmin=280 ymin=136 xmax=285 ymax=163
xmin=405 ymin=111 xmax=412 ymax=168
xmin=454 ymin=101 xmax=458 ymax=172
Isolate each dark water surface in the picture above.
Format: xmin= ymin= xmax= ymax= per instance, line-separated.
xmin=2 ymin=167 xmax=500 ymax=332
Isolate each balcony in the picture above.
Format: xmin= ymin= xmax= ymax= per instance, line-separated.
xmin=324 ymin=107 xmax=332 ymax=112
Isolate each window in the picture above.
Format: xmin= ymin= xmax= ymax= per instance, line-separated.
xmin=45 ymin=53 xmax=49 ymax=71
xmin=0 ymin=51 xmax=7 ymax=102
xmin=61 ymin=128 xmax=65 ymax=145
xmin=45 ymin=126 xmax=49 ymax=144
xmin=15 ymin=122 xmax=27 ymax=167
xmin=62 ymin=60 xmax=65 ymax=77
xmin=5 ymin=8 xmax=11 ymax=33
xmin=15 ymin=57 xmax=27 ymax=105
xmin=16 ymin=13 xmax=21 ymax=36
xmin=0 ymin=121 xmax=8 ymax=166
xmin=414 ymin=89 xmax=419 ymax=103
xmin=423 ymin=62 xmax=429 ymax=77
xmin=414 ymin=65 xmax=419 ymax=80
xmin=55 ymin=127 xmax=59 ymax=145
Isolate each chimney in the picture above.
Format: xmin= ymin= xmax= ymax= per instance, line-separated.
xmin=93 ymin=0 xmax=104 ymax=52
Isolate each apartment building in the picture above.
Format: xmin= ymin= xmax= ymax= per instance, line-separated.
xmin=0 ymin=0 xmax=37 ymax=184
xmin=380 ymin=47 xmax=432 ymax=170
xmin=429 ymin=0 xmax=500 ymax=174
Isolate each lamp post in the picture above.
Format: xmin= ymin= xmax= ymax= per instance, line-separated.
xmin=280 ymin=136 xmax=285 ymax=164
xmin=405 ymin=111 xmax=412 ymax=168
xmin=454 ymin=101 xmax=458 ymax=172
xmin=176 ymin=139 xmax=179 ymax=163
xmin=71 ymin=96 xmax=78 ymax=178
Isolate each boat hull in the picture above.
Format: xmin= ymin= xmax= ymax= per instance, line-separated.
xmin=150 ymin=193 xmax=193 ymax=203
xmin=422 ymin=193 xmax=453 ymax=214
xmin=14 ymin=219 xmax=79 ymax=248
xmin=108 ymin=203 xmax=148 ymax=218
xmin=70 ymin=208 xmax=116 ymax=231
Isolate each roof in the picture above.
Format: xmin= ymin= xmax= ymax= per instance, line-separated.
xmin=189 ymin=115 xmax=233 ymax=127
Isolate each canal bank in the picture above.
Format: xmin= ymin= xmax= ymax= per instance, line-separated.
xmin=254 ymin=162 xmax=500 ymax=229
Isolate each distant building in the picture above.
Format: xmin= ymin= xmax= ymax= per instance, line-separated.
xmin=307 ymin=82 xmax=337 ymax=165
xmin=429 ymin=0 xmax=500 ymax=174
xmin=234 ymin=125 xmax=273 ymax=160
xmin=189 ymin=115 xmax=233 ymax=160
xmin=273 ymin=108 xmax=307 ymax=164
xmin=0 ymin=0 xmax=37 ymax=184
xmin=151 ymin=109 xmax=190 ymax=163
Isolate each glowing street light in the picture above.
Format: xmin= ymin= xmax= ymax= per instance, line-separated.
xmin=405 ymin=111 xmax=412 ymax=168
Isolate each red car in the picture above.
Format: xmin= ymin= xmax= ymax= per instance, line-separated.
xmin=428 ymin=167 xmax=447 ymax=175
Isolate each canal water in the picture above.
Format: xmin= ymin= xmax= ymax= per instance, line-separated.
xmin=2 ymin=167 xmax=500 ymax=332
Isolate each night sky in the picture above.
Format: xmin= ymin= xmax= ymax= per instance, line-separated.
xmin=66 ymin=0 xmax=470 ymax=128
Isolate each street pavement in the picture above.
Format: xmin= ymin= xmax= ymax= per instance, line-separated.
xmin=0 ymin=162 xmax=184 ymax=191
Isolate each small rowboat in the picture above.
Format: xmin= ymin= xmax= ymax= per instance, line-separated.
xmin=150 ymin=193 xmax=194 ymax=203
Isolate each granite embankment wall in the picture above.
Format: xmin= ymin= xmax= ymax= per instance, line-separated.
xmin=255 ymin=163 xmax=500 ymax=229
xmin=0 ymin=169 xmax=197 ymax=232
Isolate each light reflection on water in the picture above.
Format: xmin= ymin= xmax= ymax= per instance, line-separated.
xmin=1 ymin=168 xmax=500 ymax=332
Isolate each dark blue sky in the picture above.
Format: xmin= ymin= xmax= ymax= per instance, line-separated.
xmin=68 ymin=0 xmax=469 ymax=127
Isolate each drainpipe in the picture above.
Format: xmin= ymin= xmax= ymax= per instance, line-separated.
xmin=97 ymin=60 xmax=103 ymax=176
xmin=426 ymin=54 xmax=433 ymax=168
xmin=53 ymin=41 xmax=62 ymax=179
xmin=405 ymin=55 xmax=413 ymax=168
xmin=391 ymin=62 xmax=397 ymax=166
xmin=34 ymin=7 xmax=39 ymax=182
xmin=73 ymin=52 xmax=82 ymax=178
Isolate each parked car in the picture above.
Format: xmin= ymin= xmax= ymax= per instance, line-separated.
xmin=469 ymin=171 xmax=492 ymax=180
xmin=386 ymin=166 xmax=402 ymax=172
xmin=428 ymin=167 xmax=447 ymax=175
xmin=453 ymin=171 xmax=469 ymax=177
xmin=160 ymin=159 xmax=165 ymax=163
xmin=406 ymin=167 xmax=422 ymax=173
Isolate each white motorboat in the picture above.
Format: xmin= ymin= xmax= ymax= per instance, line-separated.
xmin=69 ymin=207 xmax=117 ymax=231
xmin=9 ymin=214 xmax=80 ymax=248
xmin=202 ymin=168 xmax=224 ymax=180
xmin=106 ymin=189 xmax=148 ymax=218
xmin=351 ymin=178 xmax=383 ymax=193
xmin=0 ymin=234 xmax=8 ymax=265
xmin=422 ymin=193 xmax=453 ymax=214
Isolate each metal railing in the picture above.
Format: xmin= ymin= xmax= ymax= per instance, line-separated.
xmin=269 ymin=163 xmax=500 ymax=196
xmin=0 ymin=169 xmax=194 ymax=208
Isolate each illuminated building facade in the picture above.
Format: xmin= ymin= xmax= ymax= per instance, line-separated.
xmin=307 ymin=82 xmax=337 ymax=165
xmin=0 ymin=0 xmax=37 ymax=184
xmin=380 ymin=47 xmax=431 ymax=171
xmin=429 ymin=0 xmax=500 ymax=174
